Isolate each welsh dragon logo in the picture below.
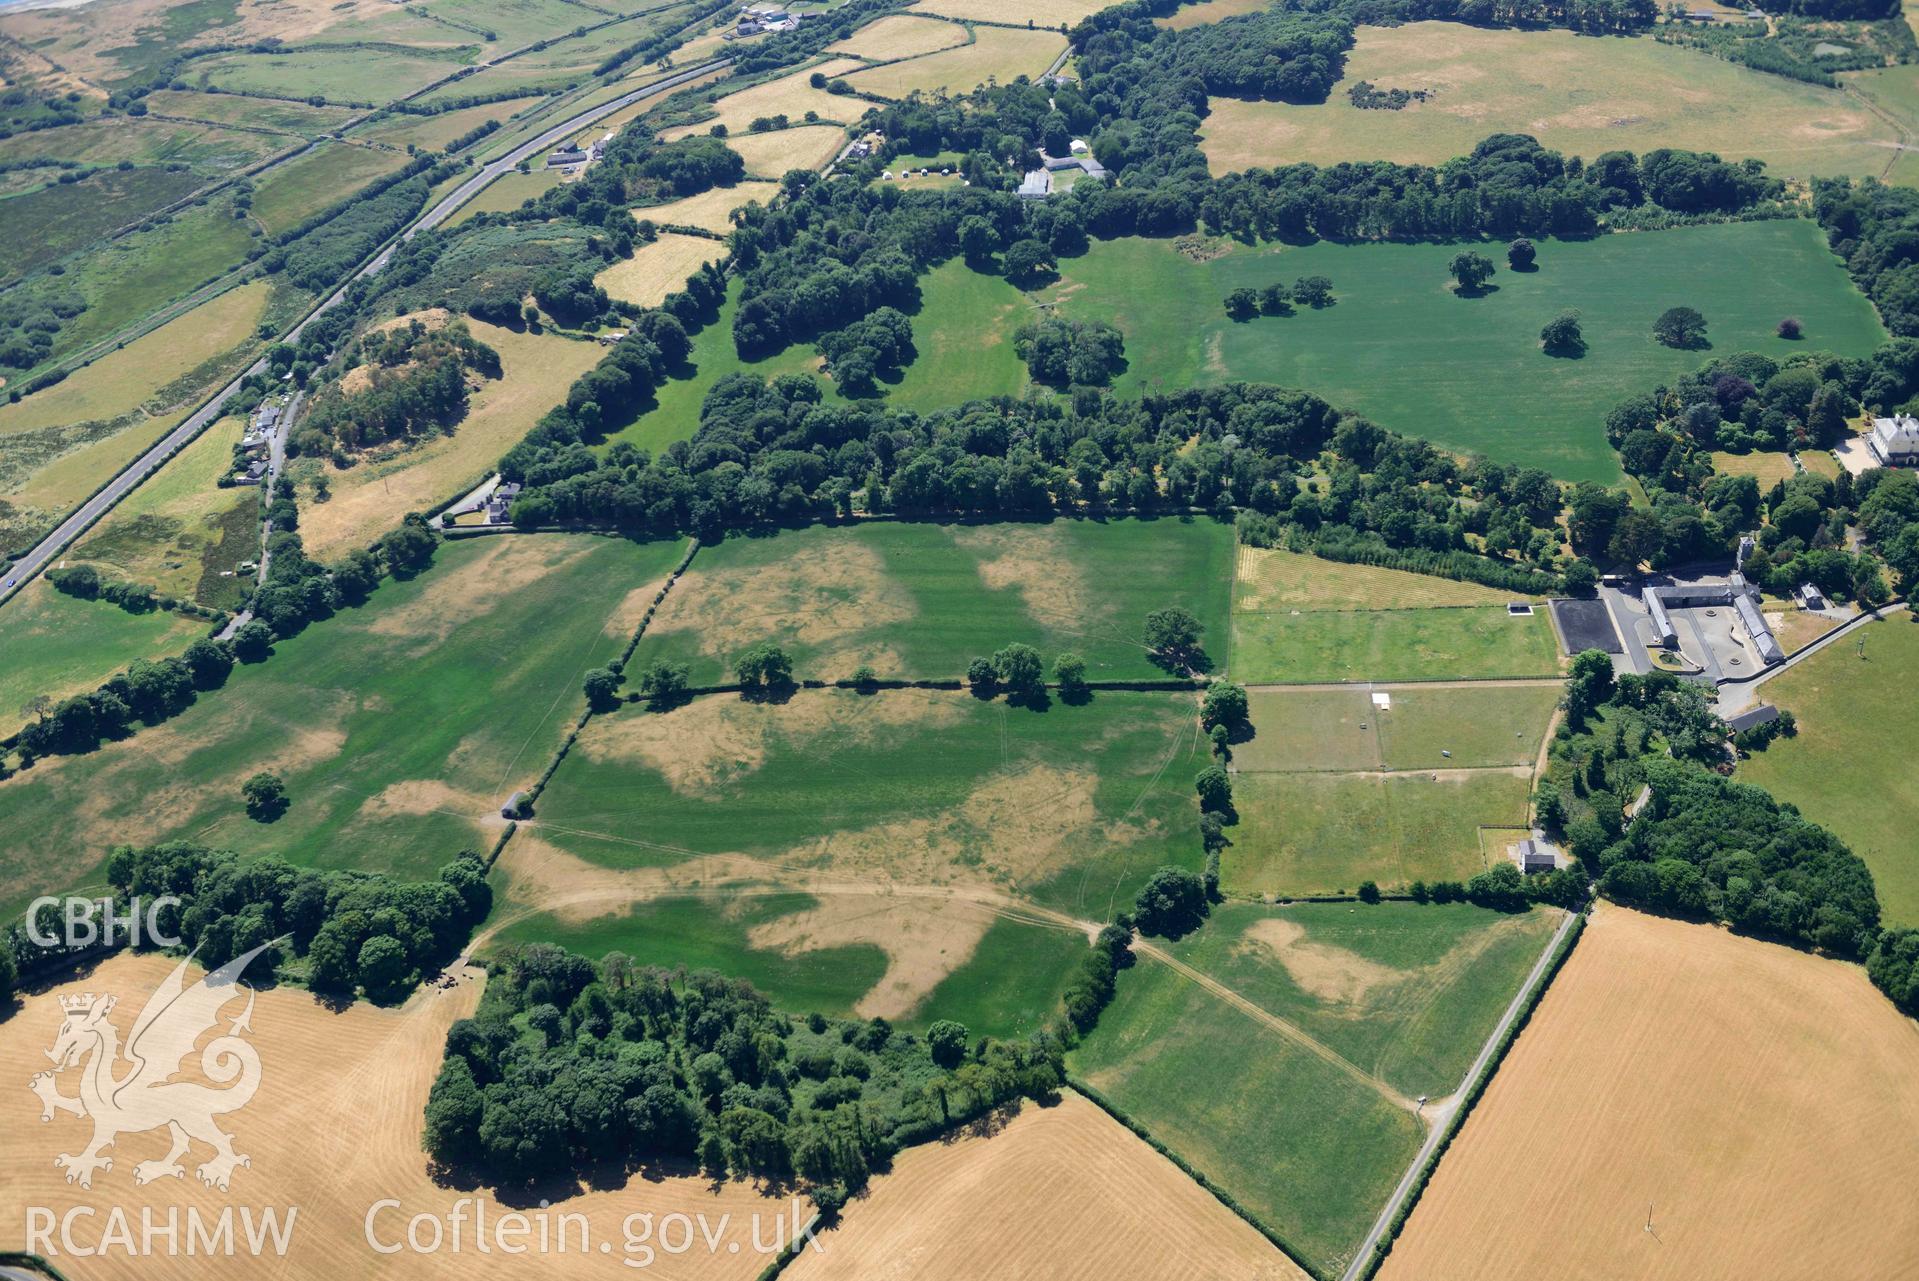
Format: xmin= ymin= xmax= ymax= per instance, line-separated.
xmin=28 ymin=944 xmax=271 ymax=1192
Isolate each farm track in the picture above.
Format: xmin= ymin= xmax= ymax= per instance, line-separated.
xmin=1340 ymin=905 xmax=1581 ymax=1281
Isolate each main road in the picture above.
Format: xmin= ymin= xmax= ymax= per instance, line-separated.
xmin=0 ymin=57 xmax=730 ymax=608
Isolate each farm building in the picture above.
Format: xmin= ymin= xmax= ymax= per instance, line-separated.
xmin=1509 ymin=836 xmax=1563 ymax=874
xmin=546 ymin=144 xmax=587 ymax=169
xmin=485 ymin=481 xmax=523 ymax=524
xmin=1867 ymin=415 xmax=1919 ymax=466
xmin=1017 ymin=169 xmax=1051 ymax=199
xmin=1641 ymin=574 xmax=1784 ymax=666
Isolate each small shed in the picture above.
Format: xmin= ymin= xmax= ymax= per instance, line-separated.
xmin=1796 ymin=583 xmax=1827 ymax=611
xmin=1726 ymin=703 xmax=1781 ymax=735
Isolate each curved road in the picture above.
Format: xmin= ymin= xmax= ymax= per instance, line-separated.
xmin=0 ymin=57 xmax=730 ymax=608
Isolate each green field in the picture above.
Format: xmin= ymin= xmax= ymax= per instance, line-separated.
xmin=1738 ymin=616 xmax=1919 ymax=926
xmin=0 ymin=582 xmax=207 ymax=740
xmin=493 ymin=893 xmax=893 ymax=1017
xmin=1040 ymin=221 xmax=1884 ymax=483
xmin=0 ymin=533 xmax=690 ymax=918
xmin=10 ymin=197 xmax=264 ymax=371
xmin=520 ymin=686 xmax=1207 ymax=919
xmin=0 ymin=116 xmax=287 ymax=176
xmin=67 ymin=414 xmax=260 ymax=610
xmin=354 ymin=96 xmax=546 ymax=151
xmin=492 ymin=894 xmax=1089 ymax=1038
xmin=633 ymin=517 xmax=1236 ymax=684
xmin=248 ymin=141 xmax=411 ymax=234
xmin=1229 ymin=769 xmax=1531 ymax=894
xmin=1235 ymin=684 xmax=1559 ymax=772
xmin=600 ymin=261 xmax=1029 ymax=453
xmin=1231 ymin=605 xmax=1562 ymax=684
xmin=196 ymin=48 xmax=467 ymax=105
xmin=0 ymin=166 xmax=205 ymax=284
xmin=144 ymin=89 xmax=359 ymax=136
xmin=1072 ymin=900 xmax=1558 ymax=1275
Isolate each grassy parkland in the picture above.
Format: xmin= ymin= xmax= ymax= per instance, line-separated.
xmin=1040 ymin=220 xmax=1884 ymax=483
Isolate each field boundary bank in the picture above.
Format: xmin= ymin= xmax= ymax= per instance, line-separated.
xmin=1066 ymin=1080 xmax=1325 ymax=1281
xmin=1348 ymin=906 xmax=1588 ymax=1281
xmin=486 ymin=535 xmax=701 ymax=871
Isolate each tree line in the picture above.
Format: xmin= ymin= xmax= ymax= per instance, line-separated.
xmin=499 ymin=362 xmax=1575 ymax=599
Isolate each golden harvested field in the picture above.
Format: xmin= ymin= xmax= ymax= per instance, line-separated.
xmin=596 ymin=233 xmax=729 ymax=307
xmin=721 ymin=124 xmax=848 ymax=175
xmin=663 ymin=60 xmax=871 ymax=137
xmin=0 ymin=953 xmax=792 ymax=1280
xmin=1711 ymin=450 xmax=1797 ymax=488
xmin=1381 ymin=907 xmax=1919 ymax=1281
xmin=827 ymin=12 xmax=968 ymax=59
xmin=0 ymin=283 xmax=269 ymax=552
xmin=298 ymin=320 xmax=604 ymax=558
xmin=1234 ymin=544 xmax=1531 ymax=612
xmin=786 ymin=1092 xmax=1308 ymax=1281
xmin=1198 ymin=24 xmax=1904 ymax=181
xmin=906 ymin=0 xmax=1110 ymax=24
xmin=845 ymin=26 xmax=1067 ymax=98
xmin=0 ymin=282 xmax=268 ymax=439
xmin=1156 ymin=0 xmax=1270 ymax=27
xmin=68 ymin=414 xmax=257 ymax=604
xmin=634 ymin=180 xmax=778 ymax=231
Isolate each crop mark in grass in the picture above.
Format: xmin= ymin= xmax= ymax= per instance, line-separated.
xmin=1134 ymin=939 xmax=1419 ymax=1114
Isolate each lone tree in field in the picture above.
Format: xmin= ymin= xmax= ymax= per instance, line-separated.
xmin=1448 ymin=251 xmax=1496 ymax=295
xmin=1223 ymin=287 xmax=1259 ymax=321
xmin=966 ymin=656 xmax=997 ymax=695
xmin=1053 ymin=651 xmax=1090 ymax=703
xmin=1258 ymin=283 xmax=1294 ymax=316
xmin=1777 ymin=315 xmax=1803 ymax=339
xmin=1540 ymin=309 xmax=1585 ymax=356
xmin=242 ymin=771 xmax=288 ymax=823
xmin=992 ymin=642 xmax=1045 ymax=702
xmin=1001 ymin=238 xmax=1055 ymax=289
xmin=1507 ymin=238 xmax=1537 ymax=271
xmin=1144 ymin=606 xmax=1204 ymax=670
xmin=1653 ymin=306 xmax=1708 ymax=349
xmin=1133 ymin=866 xmax=1210 ymax=939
